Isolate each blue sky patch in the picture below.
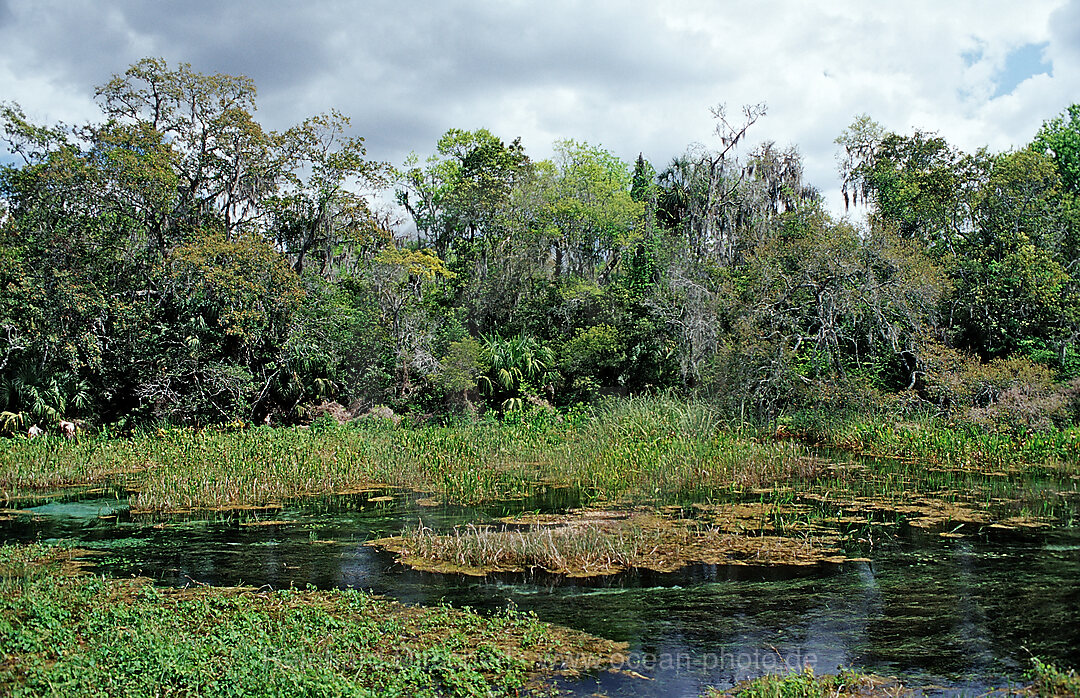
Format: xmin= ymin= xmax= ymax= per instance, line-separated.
xmin=993 ymin=41 xmax=1052 ymax=98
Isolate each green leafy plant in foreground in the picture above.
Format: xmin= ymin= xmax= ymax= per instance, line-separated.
xmin=0 ymin=543 xmax=622 ymax=697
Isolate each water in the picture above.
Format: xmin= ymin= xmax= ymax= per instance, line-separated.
xmin=3 ymin=487 xmax=1078 ymax=696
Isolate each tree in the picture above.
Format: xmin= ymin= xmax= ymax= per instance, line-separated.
xmin=863 ymin=130 xmax=988 ymax=258
xmin=477 ymin=334 xmax=558 ymax=411
xmin=139 ymin=231 xmax=305 ymax=424
xmin=95 ymin=57 xmax=275 ymax=243
xmin=395 ymin=128 xmax=528 ymax=258
xmin=367 ymin=246 xmax=455 ymax=399
xmin=1033 ymin=103 xmax=1080 ymax=197
xmin=715 ymin=205 xmax=949 ymax=415
xmin=953 ymin=149 xmax=1079 ymax=359
xmin=269 ymin=111 xmax=388 ymax=277
xmin=0 ymin=59 xmax=388 ymax=425
xmin=657 ymin=103 xmax=767 ymax=265
xmin=543 ymin=139 xmax=642 ymax=280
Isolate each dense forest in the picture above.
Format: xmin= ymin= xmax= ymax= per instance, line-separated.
xmin=2 ymin=58 xmax=1079 ymax=433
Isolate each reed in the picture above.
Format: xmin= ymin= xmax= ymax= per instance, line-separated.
xmin=2 ymin=397 xmax=1077 ymax=521
xmin=705 ymin=667 xmax=903 ymax=697
xmin=395 ymin=520 xmax=660 ymax=574
xmin=1 ymin=398 xmax=824 ymax=511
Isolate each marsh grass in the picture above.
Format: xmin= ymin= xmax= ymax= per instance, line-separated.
xmin=706 ymin=667 xmax=910 ymax=697
xmin=379 ymin=508 xmax=849 ymax=577
xmin=786 ymin=409 xmax=1080 ymax=471
xmin=2 ymin=397 xmax=1077 ymax=524
xmin=1028 ymin=657 xmax=1080 ymax=697
xmin=394 ymin=520 xmax=658 ymax=575
xmin=1 ymin=397 xmax=824 ymax=511
xmin=0 ymin=543 xmax=625 ymax=697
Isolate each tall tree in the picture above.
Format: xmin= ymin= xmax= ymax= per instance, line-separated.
xmin=269 ymin=111 xmax=388 ymax=277
xmin=1033 ymin=103 xmax=1080 ymax=197
xmin=395 ymin=128 xmax=528 ymax=259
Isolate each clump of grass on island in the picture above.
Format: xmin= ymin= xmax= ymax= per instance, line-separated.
xmin=0 ymin=543 xmax=625 ymax=697
xmin=706 ymin=667 xmax=911 ymax=697
xmin=373 ymin=510 xmax=849 ymax=578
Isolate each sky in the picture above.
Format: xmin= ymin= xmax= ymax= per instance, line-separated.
xmin=1 ymin=0 xmax=1077 ymax=218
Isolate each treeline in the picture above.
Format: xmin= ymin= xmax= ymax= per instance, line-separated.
xmin=1 ymin=58 xmax=1078 ymax=432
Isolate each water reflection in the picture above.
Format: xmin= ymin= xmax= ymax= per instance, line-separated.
xmin=2 ymin=489 xmax=1077 ymax=696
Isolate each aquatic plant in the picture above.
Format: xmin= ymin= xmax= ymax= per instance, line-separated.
xmin=1 ymin=397 xmax=1077 ymax=533
xmin=379 ymin=506 xmax=849 ymax=577
xmin=0 ymin=543 xmax=624 ymax=696
xmin=1028 ymin=657 xmax=1080 ymax=698
xmin=707 ymin=667 xmax=906 ymax=697
xmin=393 ymin=519 xmax=656 ymax=574
xmin=1 ymin=397 xmax=826 ymax=510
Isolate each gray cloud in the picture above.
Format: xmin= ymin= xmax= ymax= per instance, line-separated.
xmin=1 ymin=0 xmax=1075 ymax=215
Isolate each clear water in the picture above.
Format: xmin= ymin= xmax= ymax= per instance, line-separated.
xmin=3 ymin=487 xmax=1078 ymax=696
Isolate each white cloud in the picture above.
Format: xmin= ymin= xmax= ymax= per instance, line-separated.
xmin=1 ymin=0 xmax=1075 ymax=215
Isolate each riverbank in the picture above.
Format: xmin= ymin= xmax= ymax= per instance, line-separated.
xmin=4 ymin=399 xmax=1078 ymax=519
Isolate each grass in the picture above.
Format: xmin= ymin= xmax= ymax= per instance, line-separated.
xmin=705 ymin=667 xmax=910 ymax=697
xmin=0 ymin=543 xmax=625 ymax=697
xmin=1 ymin=397 xmax=1077 ymax=533
xmin=391 ymin=519 xmax=656 ymax=576
xmin=0 ymin=397 xmax=823 ymax=511
xmin=1028 ymin=657 xmax=1080 ymax=697
xmin=700 ymin=661 xmax=1080 ymax=697
xmin=784 ymin=409 xmax=1080 ymax=471
xmin=375 ymin=508 xmax=850 ymax=578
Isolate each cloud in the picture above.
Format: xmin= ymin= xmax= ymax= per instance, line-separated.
xmin=1 ymin=0 xmax=1075 ymax=216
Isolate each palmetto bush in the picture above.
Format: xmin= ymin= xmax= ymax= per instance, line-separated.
xmin=477 ymin=334 xmax=559 ymax=411
xmin=0 ymin=366 xmax=90 ymax=432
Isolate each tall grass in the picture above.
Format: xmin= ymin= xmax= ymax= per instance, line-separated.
xmin=1 ymin=397 xmax=823 ymax=511
xmin=706 ymin=668 xmax=901 ymax=697
xmin=1028 ymin=657 xmax=1080 ymax=698
xmin=396 ymin=521 xmax=658 ymax=574
xmin=787 ymin=409 xmax=1080 ymax=470
xmin=3 ymin=396 xmax=1076 ymax=517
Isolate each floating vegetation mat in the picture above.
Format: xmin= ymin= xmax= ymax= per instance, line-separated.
xmin=370 ymin=507 xmax=855 ymax=578
xmin=799 ymin=492 xmax=1055 ymax=535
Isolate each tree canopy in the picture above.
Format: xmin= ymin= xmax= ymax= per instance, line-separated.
xmin=3 ymin=58 xmax=1079 ymax=430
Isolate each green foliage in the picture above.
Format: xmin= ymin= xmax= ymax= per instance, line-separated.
xmin=710 ymin=667 xmax=880 ymax=698
xmin=918 ymin=341 xmax=1080 ymax=433
xmin=840 ymin=114 xmax=1080 ymax=379
xmin=437 ymin=337 xmax=481 ymax=395
xmin=1028 ymin=657 xmax=1080 ymax=698
xmin=3 ymin=59 xmax=1080 ymax=431
xmin=395 ymin=128 xmax=528 ymax=259
xmin=562 ymin=324 xmax=625 ymax=399
xmin=478 ymin=334 xmax=558 ymax=411
xmin=707 ymin=205 xmax=948 ymax=417
xmin=0 ymin=544 xmax=610 ymax=697
xmin=543 ymin=140 xmax=643 ymax=280
xmin=0 ymin=369 xmax=90 ymax=427
xmin=1033 ymin=103 xmax=1080 ymax=196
